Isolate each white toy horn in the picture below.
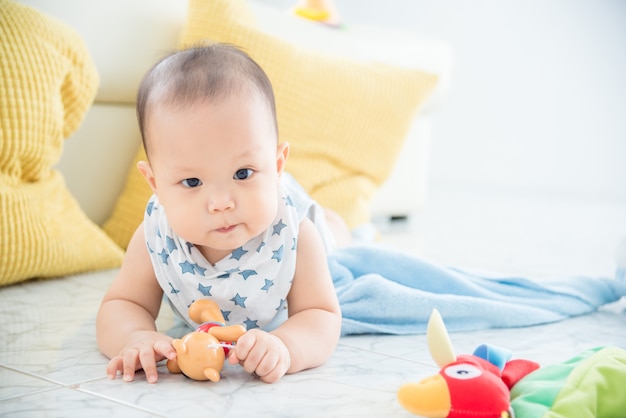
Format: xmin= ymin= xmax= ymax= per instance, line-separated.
xmin=427 ymin=309 xmax=456 ymax=368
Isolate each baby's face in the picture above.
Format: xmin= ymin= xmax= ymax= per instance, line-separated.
xmin=144 ymin=92 xmax=285 ymax=264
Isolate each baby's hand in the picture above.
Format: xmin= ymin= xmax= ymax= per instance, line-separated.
xmin=105 ymin=330 xmax=175 ymax=384
xmin=228 ymin=329 xmax=291 ymax=383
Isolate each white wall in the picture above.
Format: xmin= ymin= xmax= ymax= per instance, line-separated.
xmin=265 ymin=0 xmax=626 ymax=202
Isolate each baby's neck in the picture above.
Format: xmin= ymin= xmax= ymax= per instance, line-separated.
xmin=197 ymin=246 xmax=233 ymax=266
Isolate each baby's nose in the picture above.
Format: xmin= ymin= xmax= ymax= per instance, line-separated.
xmin=207 ymin=187 xmax=235 ymax=213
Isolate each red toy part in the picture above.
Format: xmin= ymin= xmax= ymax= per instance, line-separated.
xmin=443 ymin=355 xmax=511 ymax=417
xmin=196 ymin=321 xmax=232 ymax=356
xmin=501 ymin=359 xmax=540 ymax=389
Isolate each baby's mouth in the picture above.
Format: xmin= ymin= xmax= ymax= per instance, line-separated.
xmin=215 ymin=224 xmax=237 ymax=233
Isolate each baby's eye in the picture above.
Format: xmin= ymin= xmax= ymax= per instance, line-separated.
xmin=181 ymin=178 xmax=202 ymax=188
xmin=234 ymin=168 xmax=253 ymax=180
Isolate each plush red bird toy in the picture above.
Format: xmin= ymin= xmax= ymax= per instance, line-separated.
xmin=398 ymin=310 xmax=540 ymax=418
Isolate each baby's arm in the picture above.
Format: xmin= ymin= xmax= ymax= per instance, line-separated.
xmin=229 ymin=218 xmax=342 ymax=382
xmin=96 ymin=223 xmax=176 ymax=383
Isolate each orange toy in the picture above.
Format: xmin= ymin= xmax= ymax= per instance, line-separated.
xmin=166 ymin=299 xmax=246 ymax=382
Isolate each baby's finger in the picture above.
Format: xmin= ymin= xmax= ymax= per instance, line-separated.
xmin=254 ymin=350 xmax=280 ymax=379
xmin=122 ymin=349 xmax=139 ymax=382
xmin=106 ymin=356 xmax=123 ymax=379
xmin=260 ymin=363 xmax=285 ymax=384
xmin=154 ymin=340 xmax=177 ymax=361
xmin=240 ymin=346 xmax=265 ymax=375
xmin=139 ymin=348 xmax=158 ymax=384
xmin=227 ymin=350 xmax=241 ymax=365
xmin=233 ymin=332 xmax=257 ymax=361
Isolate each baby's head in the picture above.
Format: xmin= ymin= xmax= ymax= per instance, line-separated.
xmin=136 ymin=44 xmax=289 ymax=263
xmin=137 ymin=43 xmax=278 ymax=156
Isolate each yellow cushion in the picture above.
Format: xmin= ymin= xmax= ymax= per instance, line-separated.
xmin=0 ymin=0 xmax=124 ymax=286
xmin=103 ymin=0 xmax=437 ymax=249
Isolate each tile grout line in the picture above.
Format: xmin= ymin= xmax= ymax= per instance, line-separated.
xmin=335 ymin=343 xmax=437 ymax=368
xmin=0 ymin=365 xmax=167 ymax=416
xmin=76 ymin=386 xmax=170 ymax=418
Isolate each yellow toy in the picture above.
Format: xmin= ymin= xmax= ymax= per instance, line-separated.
xmin=294 ymin=0 xmax=341 ymax=26
xmin=166 ymin=300 xmax=246 ymax=382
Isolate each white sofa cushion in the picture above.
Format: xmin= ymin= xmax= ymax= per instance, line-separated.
xmin=18 ymin=0 xmax=187 ymax=104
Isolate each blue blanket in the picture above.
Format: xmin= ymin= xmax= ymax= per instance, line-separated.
xmin=329 ymin=246 xmax=626 ymax=335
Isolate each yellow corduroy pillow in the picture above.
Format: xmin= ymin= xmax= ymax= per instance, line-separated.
xmin=103 ymin=0 xmax=438 ymax=249
xmin=0 ymin=0 xmax=124 ymax=286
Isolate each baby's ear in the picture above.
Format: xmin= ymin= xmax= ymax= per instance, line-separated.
xmin=276 ymin=142 xmax=290 ymax=175
xmin=137 ymin=160 xmax=157 ymax=193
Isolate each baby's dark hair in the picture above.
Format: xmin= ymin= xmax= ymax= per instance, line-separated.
xmin=137 ymin=43 xmax=278 ymax=156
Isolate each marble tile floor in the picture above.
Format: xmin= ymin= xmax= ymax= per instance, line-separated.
xmin=1 ymin=189 xmax=625 ymax=417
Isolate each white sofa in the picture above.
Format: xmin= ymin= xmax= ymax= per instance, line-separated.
xmin=19 ymin=0 xmax=453 ymax=227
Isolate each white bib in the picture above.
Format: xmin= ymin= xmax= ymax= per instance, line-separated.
xmin=144 ymin=174 xmax=329 ymax=330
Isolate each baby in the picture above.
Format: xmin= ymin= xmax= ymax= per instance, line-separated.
xmin=96 ymin=43 xmax=345 ymax=384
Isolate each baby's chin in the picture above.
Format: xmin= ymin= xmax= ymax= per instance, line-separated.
xmin=187 ymin=221 xmax=271 ymax=255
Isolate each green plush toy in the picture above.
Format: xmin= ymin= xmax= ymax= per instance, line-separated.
xmin=511 ymin=346 xmax=626 ymax=417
